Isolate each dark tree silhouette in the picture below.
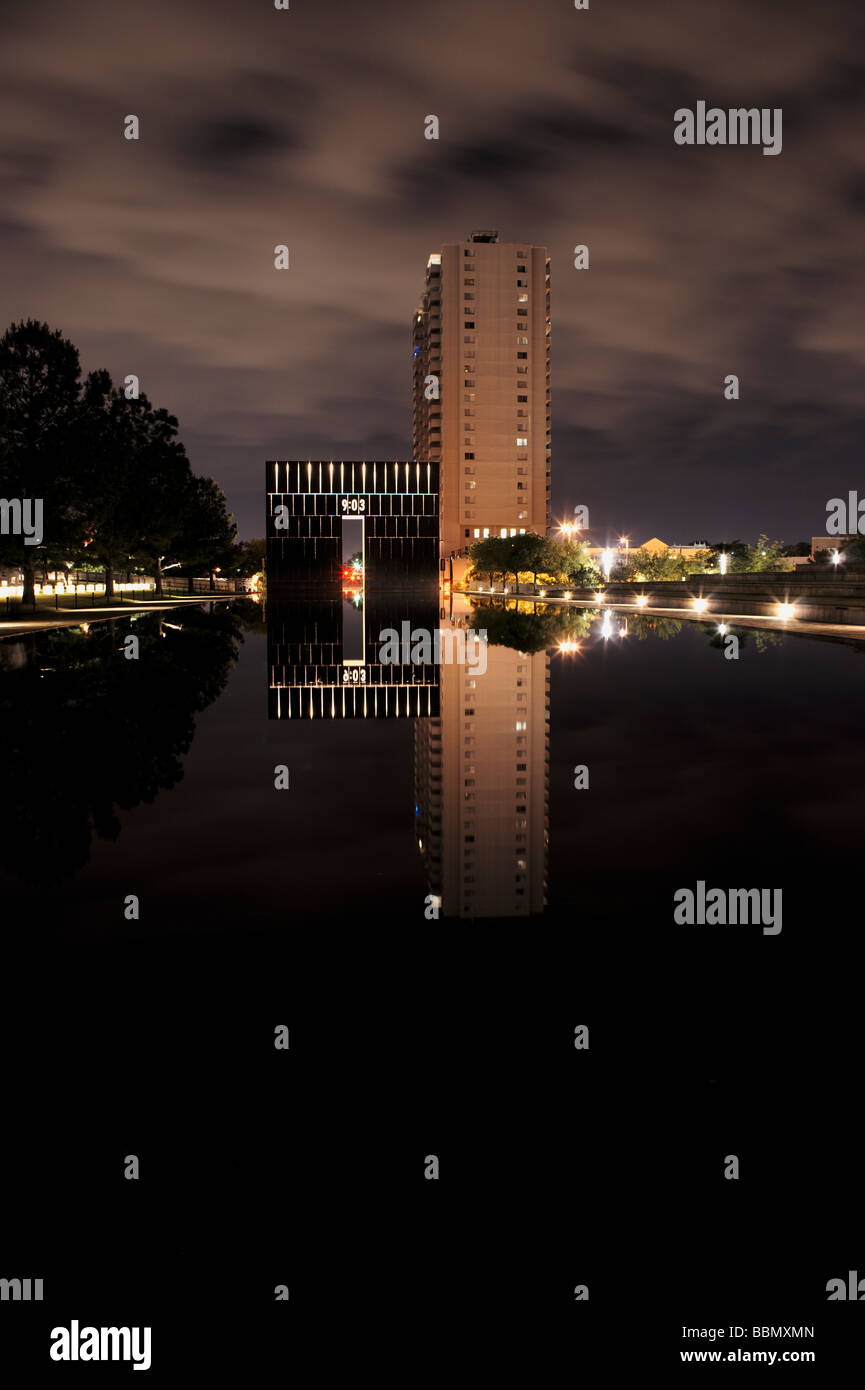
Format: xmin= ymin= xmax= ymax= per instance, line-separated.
xmin=0 ymin=605 xmax=244 ymax=885
xmin=0 ymin=320 xmax=91 ymax=601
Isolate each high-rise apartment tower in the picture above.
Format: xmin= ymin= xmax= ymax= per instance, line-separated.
xmin=412 ymin=231 xmax=551 ymax=556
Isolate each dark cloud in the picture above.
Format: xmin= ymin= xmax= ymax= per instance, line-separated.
xmin=176 ymin=116 xmax=290 ymax=171
xmin=0 ymin=0 xmax=864 ymax=541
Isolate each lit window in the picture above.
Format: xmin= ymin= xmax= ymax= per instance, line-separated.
xmin=473 ymin=528 xmax=480 ymax=538
xmin=518 ymin=294 xmax=528 ymax=303
xmin=515 ymin=721 xmax=527 ymax=731
xmin=516 ymin=437 xmax=528 ymax=446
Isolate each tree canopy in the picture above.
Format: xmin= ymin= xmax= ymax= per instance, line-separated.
xmin=0 ymin=319 xmax=238 ymax=600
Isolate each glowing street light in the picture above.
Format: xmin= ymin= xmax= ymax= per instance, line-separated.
xmin=636 ymin=594 xmax=648 ymax=608
xmin=777 ymin=602 xmax=796 ymax=620
xmin=692 ymin=597 xmax=708 ymax=612
xmin=831 ymin=549 xmax=842 ymax=566
xmin=619 ymin=535 xmax=630 ymax=560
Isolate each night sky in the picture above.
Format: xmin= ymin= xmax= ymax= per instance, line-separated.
xmin=1 ymin=0 xmax=863 ymax=542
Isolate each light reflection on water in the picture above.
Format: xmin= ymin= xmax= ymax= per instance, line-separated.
xmin=1 ymin=592 xmax=863 ymax=935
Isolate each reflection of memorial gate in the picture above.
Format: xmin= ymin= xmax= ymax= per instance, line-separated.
xmin=266 ymin=460 xmax=439 ymax=587
xmin=268 ymin=597 xmax=440 ymax=719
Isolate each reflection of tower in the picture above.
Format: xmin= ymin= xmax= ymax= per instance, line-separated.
xmin=414 ymin=613 xmax=549 ymax=917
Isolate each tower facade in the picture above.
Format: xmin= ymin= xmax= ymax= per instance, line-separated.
xmin=412 ymin=231 xmax=551 ymax=556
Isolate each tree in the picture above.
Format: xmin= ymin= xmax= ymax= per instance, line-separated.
xmin=230 ymin=538 xmax=266 ymax=578
xmin=174 ymin=474 xmax=238 ymax=592
xmin=734 ymin=535 xmax=786 ymax=573
xmin=467 ymin=536 xmax=511 ymax=588
xmin=0 ymin=320 xmax=91 ymax=602
xmin=621 ymin=548 xmax=682 ymax=582
xmin=838 ymin=536 xmax=865 ymax=567
xmin=75 ymin=368 xmax=145 ymax=596
xmin=118 ymin=395 xmax=192 ymax=595
xmin=559 ymin=537 xmax=601 ymax=588
xmin=511 ymin=531 xmax=562 ymax=587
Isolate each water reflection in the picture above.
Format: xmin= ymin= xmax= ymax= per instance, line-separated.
xmin=414 ymin=605 xmax=549 ymax=919
xmin=268 ymin=596 xmax=441 ymax=719
xmin=263 ymin=591 xmax=811 ymax=919
xmin=0 ymin=605 xmax=248 ymax=884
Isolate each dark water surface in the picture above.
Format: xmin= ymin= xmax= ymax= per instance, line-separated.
xmin=1 ymin=599 xmax=862 ymax=1372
